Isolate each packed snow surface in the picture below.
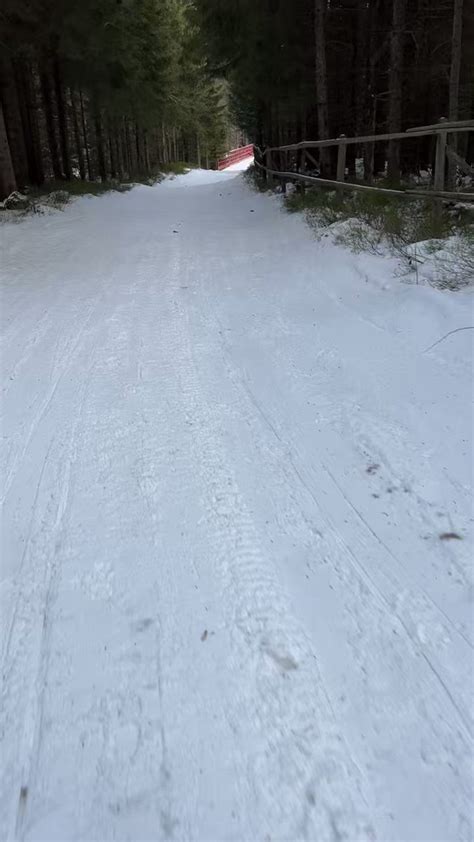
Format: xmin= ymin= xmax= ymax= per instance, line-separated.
xmin=223 ymin=156 xmax=254 ymax=172
xmin=1 ymin=168 xmax=473 ymax=842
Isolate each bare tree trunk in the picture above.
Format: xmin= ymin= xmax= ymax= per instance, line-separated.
xmin=448 ymin=0 xmax=464 ymax=186
xmin=125 ymin=120 xmax=133 ymax=174
xmin=115 ymin=131 xmax=123 ymax=179
xmin=143 ymin=130 xmax=150 ymax=173
xmin=314 ymin=0 xmax=331 ymax=177
xmin=355 ymin=0 xmax=369 ymax=174
xmin=108 ymin=130 xmax=116 ymax=178
xmin=173 ymin=127 xmax=178 ymax=161
xmin=69 ymin=88 xmax=85 ymax=180
xmin=135 ymin=123 xmax=142 ymax=173
xmin=122 ymin=121 xmax=130 ymax=176
xmin=196 ymin=133 xmax=201 ymax=168
xmin=161 ymin=124 xmax=168 ymax=164
xmin=15 ymin=60 xmax=44 ymax=186
xmin=53 ymin=58 xmax=72 ymax=179
xmin=449 ymin=0 xmax=464 ymax=122
xmin=94 ymin=110 xmax=106 ymax=181
xmin=0 ymin=100 xmax=17 ymax=198
xmin=387 ymin=0 xmax=407 ymax=183
xmin=79 ymin=90 xmax=92 ymax=179
xmin=40 ymin=64 xmax=62 ymax=179
xmin=0 ymin=57 xmax=29 ymax=188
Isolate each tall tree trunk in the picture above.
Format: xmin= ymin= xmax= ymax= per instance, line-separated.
xmin=135 ymin=123 xmax=142 ymax=172
xmin=363 ymin=2 xmax=389 ymax=182
xmin=0 ymin=57 xmax=29 ymax=188
xmin=449 ymin=0 xmax=464 ymax=122
xmin=121 ymin=122 xmax=128 ymax=176
xmin=143 ymin=129 xmax=150 ymax=173
xmin=448 ymin=0 xmax=464 ymax=186
xmin=196 ymin=133 xmax=201 ymax=168
xmin=125 ymin=120 xmax=133 ymax=174
xmin=161 ymin=124 xmax=168 ymax=164
xmin=69 ymin=88 xmax=86 ymax=180
xmin=14 ymin=60 xmax=44 ymax=186
xmin=115 ymin=131 xmax=123 ymax=179
xmin=173 ymin=127 xmax=178 ymax=161
xmin=0 ymin=100 xmax=17 ymax=198
xmin=108 ymin=127 xmax=116 ymax=178
xmin=355 ymin=0 xmax=369 ymax=142
xmin=314 ymin=0 xmax=331 ymax=177
xmin=94 ymin=110 xmax=106 ymax=181
xmin=40 ymin=63 xmax=62 ymax=179
xmin=53 ymin=58 xmax=72 ymax=179
xmin=387 ymin=0 xmax=407 ymax=183
xmin=79 ymin=90 xmax=92 ymax=179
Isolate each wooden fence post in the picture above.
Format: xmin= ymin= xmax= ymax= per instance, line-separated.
xmin=299 ymin=148 xmax=306 ymax=174
xmin=298 ymin=149 xmax=306 ymax=194
xmin=434 ymin=117 xmax=447 ymax=192
xmin=281 ymin=149 xmax=286 ymax=192
xmin=337 ymin=135 xmax=347 ymax=182
xmin=265 ymin=148 xmax=273 ymax=186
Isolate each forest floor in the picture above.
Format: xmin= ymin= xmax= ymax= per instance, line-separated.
xmin=1 ymin=162 xmax=473 ymax=842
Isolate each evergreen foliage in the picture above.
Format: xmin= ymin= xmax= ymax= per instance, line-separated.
xmin=197 ymin=0 xmax=473 ymax=179
xmin=0 ymin=0 xmax=232 ymax=196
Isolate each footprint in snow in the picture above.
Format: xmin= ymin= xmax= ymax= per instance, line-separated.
xmin=366 ymin=463 xmax=380 ymax=475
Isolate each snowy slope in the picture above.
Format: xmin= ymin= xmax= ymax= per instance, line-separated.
xmin=223 ymin=156 xmax=254 ymax=172
xmin=1 ymin=170 xmax=472 ymax=842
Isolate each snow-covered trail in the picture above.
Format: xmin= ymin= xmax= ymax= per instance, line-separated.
xmin=1 ymin=171 xmax=472 ymax=842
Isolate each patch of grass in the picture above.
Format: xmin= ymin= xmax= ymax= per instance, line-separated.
xmin=283 ymin=182 xmax=473 ymax=288
xmin=286 ymin=187 xmax=343 ymax=227
xmin=426 ymin=227 xmax=474 ymax=290
xmin=1 ymin=173 xmax=165 ymax=219
xmin=286 ymin=185 xmax=463 ymax=244
xmin=243 ymin=164 xmax=272 ymax=193
xmin=27 ymin=179 xmax=133 ymax=201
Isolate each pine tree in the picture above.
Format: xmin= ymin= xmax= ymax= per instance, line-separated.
xmin=0 ymin=0 xmax=235 ymax=197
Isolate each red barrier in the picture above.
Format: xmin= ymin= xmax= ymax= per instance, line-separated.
xmin=217 ymin=144 xmax=254 ymax=170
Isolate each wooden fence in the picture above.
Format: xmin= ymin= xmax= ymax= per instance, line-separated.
xmin=254 ymin=119 xmax=474 ymax=202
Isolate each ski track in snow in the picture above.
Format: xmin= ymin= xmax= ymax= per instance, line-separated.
xmin=0 ymin=170 xmax=472 ymax=842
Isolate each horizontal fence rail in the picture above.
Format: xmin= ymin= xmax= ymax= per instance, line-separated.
xmin=254 ymin=119 xmax=474 ymax=201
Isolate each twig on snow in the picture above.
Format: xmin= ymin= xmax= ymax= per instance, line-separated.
xmin=422 ymin=326 xmax=474 ymax=353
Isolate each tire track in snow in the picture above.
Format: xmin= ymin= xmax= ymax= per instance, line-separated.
xmin=2 ymin=173 xmax=471 ymax=841
xmin=1 ymin=308 xmax=94 ymax=508
xmin=242 ymin=367 xmax=473 ymax=734
xmin=0 ymin=360 xmax=91 ymax=841
xmin=321 ymin=459 xmax=473 ymax=645
xmin=162 ymin=272 xmax=376 ymax=841
xmin=192 ymin=280 xmax=472 ymax=838
xmin=203 ymin=264 xmax=472 ymax=691
xmin=220 ymin=317 xmax=472 ymax=657
xmin=0 ymin=310 xmax=51 ymax=402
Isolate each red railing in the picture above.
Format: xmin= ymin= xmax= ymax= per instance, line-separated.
xmin=217 ymin=144 xmax=254 ymax=170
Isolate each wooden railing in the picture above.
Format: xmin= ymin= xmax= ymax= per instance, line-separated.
xmin=254 ymin=119 xmax=474 ymax=201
